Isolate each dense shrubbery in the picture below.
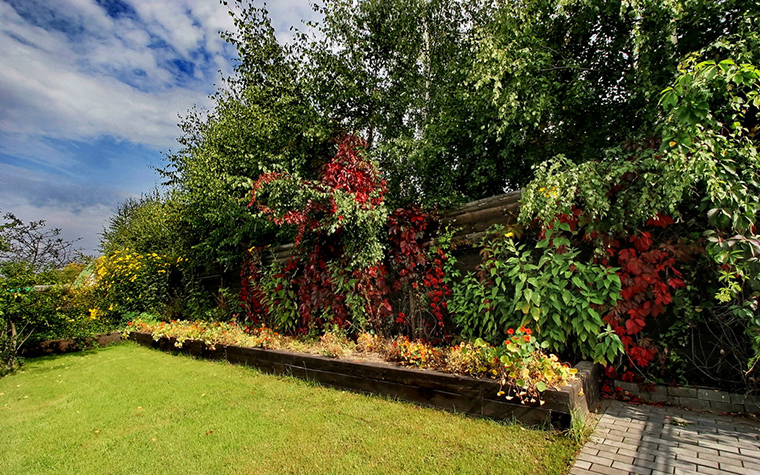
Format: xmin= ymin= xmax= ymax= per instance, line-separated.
xmin=93 ymin=1 xmax=760 ymax=394
xmin=1 ymin=215 xmax=107 ymax=375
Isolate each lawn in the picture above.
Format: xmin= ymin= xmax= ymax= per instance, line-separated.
xmin=0 ymin=343 xmax=577 ymax=474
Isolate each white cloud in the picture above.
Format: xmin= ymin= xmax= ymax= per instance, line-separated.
xmin=0 ymin=0 xmax=236 ymax=153
xmin=0 ymin=0 xmax=323 ymax=256
xmin=0 ymin=163 xmax=133 ymax=255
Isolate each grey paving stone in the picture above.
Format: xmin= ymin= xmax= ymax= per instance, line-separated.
xmin=725 ymin=463 xmax=760 ymax=475
xmin=697 ymin=439 xmax=741 ymax=453
xmin=579 ymin=446 xmax=601 ymax=457
xmin=710 ymin=401 xmax=747 ymax=413
xmin=668 ymin=387 xmax=698 ymax=399
xmin=571 ymin=399 xmax=760 ymax=475
xmin=577 ymin=452 xmax=616 ymax=467
xmin=586 ymin=464 xmax=632 ymax=475
xmin=618 ymin=448 xmax=656 ymax=462
xmin=630 ymin=456 xmax=696 ymax=473
xmin=698 ymin=389 xmax=732 ymax=403
xmin=672 ymin=452 xmax=719 ymax=468
xmin=738 ymin=446 xmax=760 ymax=459
xmin=610 ymin=460 xmax=653 ymax=474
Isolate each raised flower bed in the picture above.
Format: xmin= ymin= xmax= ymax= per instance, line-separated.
xmin=129 ymin=331 xmax=600 ymax=427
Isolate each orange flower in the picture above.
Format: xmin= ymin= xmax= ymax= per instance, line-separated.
xmin=506 ymin=328 xmax=514 ymax=335
xmin=524 ymin=335 xmax=531 ymax=342
xmin=524 ymin=328 xmax=532 ymax=335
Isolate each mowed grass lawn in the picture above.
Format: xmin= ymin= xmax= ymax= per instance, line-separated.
xmin=0 ymin=343 xmax=577 ymax=474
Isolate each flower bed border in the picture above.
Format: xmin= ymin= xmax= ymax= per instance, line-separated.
xmin=20 ymin=332 xmax=122 ymax=358
xmin=129 ymin=331 xmax=600 ymax=427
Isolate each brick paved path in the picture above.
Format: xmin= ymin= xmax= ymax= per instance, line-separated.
xmin=570 ymin=399 xmax=760 ymax=474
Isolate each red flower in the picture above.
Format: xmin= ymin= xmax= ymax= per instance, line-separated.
xmin=524 ymin=328 xmax=532 ymax=335
xmin=506 ymin=328 xmax=514 ymax=335
xmin=524 ymin=335 xmax=531 ymax=342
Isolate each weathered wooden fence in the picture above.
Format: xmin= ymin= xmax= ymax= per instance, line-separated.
xmin=200 ymin=191 xmax=523 ymax=292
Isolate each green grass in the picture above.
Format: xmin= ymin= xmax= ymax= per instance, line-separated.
xmin=0 ymin=343 xmax=577 ymax=474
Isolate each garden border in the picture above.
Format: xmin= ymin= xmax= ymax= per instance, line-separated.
xmin=129 ymin=331 xmax=600 ymax=427
xmin=20 ymin=332 xmax=122 ymax=358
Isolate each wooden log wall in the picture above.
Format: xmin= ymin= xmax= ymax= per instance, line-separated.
xmin=262 ymin=191 xmax=522 ymax=274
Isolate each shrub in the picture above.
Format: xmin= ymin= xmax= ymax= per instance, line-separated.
xmin=93 ymin=250 xmax=185 ymax=324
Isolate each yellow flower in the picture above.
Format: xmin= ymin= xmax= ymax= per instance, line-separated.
xmin=669 ymin=141 xmax=677 ymax=147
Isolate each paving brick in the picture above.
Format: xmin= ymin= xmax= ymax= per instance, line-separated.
xmin=697 ymin=439 xmax=741 ymax=453
xmin=575 ymin=399 xmax=760 ymax=475
xmin=710 ymin=401 xmax=748 ymax=413
xmin=586 ymin=464 xmax=632 ymax=475
xmin=698 ymin=389 xmax=732 ymax=403
xmin=691 ymin=465 xmax=735 ymax=475
xmin=608 ymin=429 xmax=636 ymax=440
xmin=617 ymin=447 xmax=656 ymax=462
xmin=715 ymin=455 xmax=744 ymax=468
xmin=666 ymin=396 xmax=681 ymax=406
xmin=680 ymin=398 xmax=711 ymax=411
xmin=631 ymin=456 xmax=696 ymax=473
xmin=717 ymin=449 xmax=755 ymax=464
xmin=738 ymin=446 xmax=760 ymax=459
xmin=577 ymin=452 xmax=616 ymax=467
xmin=668 ymin=387 xmax=698 ymax=399
xmin=723 ymin=463 xmax=760 ymax=475
xmin=672 ymin=452 xmax=719 ymax=468
xmin=610 ymin=460 xmax=653 ymax=474
xmin=578 ymin=446 xmax=600 ymax=457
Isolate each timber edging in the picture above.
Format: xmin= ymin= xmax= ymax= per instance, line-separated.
xmin=20 ymin=332 xmax=122 ymax=358
xmin=129 ymin=331 xmax=600 ymax=428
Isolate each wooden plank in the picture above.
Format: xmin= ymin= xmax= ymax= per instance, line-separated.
xmin=441 ymin=202 xmax=520 ymax=228
xmin=443 ymin=192 xmax=522 ymax=217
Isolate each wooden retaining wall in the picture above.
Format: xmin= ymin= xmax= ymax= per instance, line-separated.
xmin=129 ymin=331 xmax=599 ymax=428
xmin=20 ymin=332 xmax=122 ymax=358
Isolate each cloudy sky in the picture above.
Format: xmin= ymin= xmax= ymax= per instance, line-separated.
xmin=0 ymin=0 xmax=318 ymax=256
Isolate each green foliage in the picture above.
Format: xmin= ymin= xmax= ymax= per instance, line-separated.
xmin=1 ymin=214 xmax=100 ymax=374
xmin=100 ymin=189 xmax=186 ymax=257
xmin=163 ymin=3 xmax=334 ymax=270
xmin=0 ymin=264 xmax=108 ymax=375
xmin=449 ymin=228 xmax=623 ymax=364
xmin=517 ymin=3 xmax=760 ymax=382
xmin=92 ymin=250 xmax=185 ymax=325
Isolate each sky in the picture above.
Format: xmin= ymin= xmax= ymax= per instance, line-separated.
xmin=0 ymin=0 xmax=319 ymax=256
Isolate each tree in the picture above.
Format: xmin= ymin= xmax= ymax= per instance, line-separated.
xmin=1 ymin=212 xmax=80 ymax=273
xmin=100 ymin=189 xmax=185 ymax=257
xmin=1 ymin=212 xmax=84 ymax=375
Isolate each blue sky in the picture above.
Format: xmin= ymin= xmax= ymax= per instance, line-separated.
xmin=0 ymin=0 xmax=318 ymax=256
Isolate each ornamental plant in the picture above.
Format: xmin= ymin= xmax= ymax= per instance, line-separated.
xmin=518 ymin=53 xmax=760 ymax=389
xmin=125 ymin=319 xmax=281 ymax=351
xmin=386 ymin=206 xmax=453 ymax=341
xmin=243 ymin=136 xmax=393 ymax=334
xmin=387 ymin=336 xmax=446 ymax=369
xmin=93 ymin=250 xmax=185 ymax=324
xmin=447 ymin=328 xmax=577 ymax=404
xmin=448 ymin=225 xmax=623 ymax=364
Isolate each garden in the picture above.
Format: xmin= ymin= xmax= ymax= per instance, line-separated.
xmin=1 ymin=0 xmax=759 ymax=472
